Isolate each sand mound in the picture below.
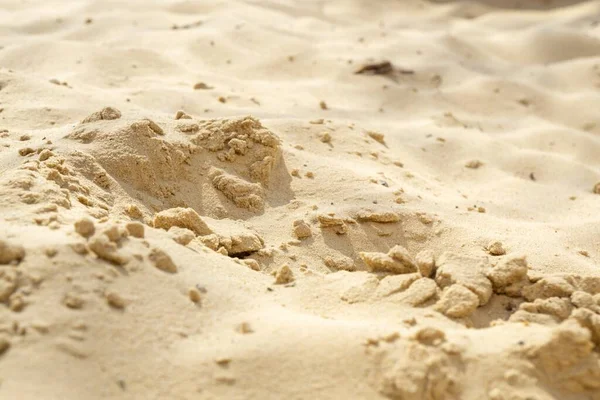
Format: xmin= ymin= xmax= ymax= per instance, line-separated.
xmin=67 ymin=111 xmax=284 ymax=218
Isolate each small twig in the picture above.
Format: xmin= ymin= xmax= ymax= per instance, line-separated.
xmin=355 ymin=61 xmax=393 ymax=75
xmin=355 ymin=61 xmax=415 ymax=76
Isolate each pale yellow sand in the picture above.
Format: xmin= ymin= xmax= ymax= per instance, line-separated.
xmin=1 ymin=0 xmax=600 ymax=399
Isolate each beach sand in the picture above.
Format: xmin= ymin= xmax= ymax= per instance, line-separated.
xmin=1 ymin=0 xmax=600 ymax=398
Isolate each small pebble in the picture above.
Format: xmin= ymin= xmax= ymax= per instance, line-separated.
xmin=193 ymin=82 xmax=212 ymax=90
xmin=236 ymin=322 xmax=253 ymax=334
xmin=0 ymin=338 xmax=10 ymax=355
xmin=319 ymin=132 xmax=332 ymax=143
xmin=39 ymin=149 xmax=54 ymax=161
xmin=125 ymin=222 xmax=145 ymax=238
xmin=18 ymin=148 xmax=35 ymax=156
xmin=274 ymin=265 xmax=294 ymax=285
xmin=106 ymin=291 xmax=126 ymax=309
xmin=465 ymin=160 xmax=483 ymax=169
xmin=487 ymin=241 xmax=506 ymax=256
xmin=74 ymin=218 xmax=95 ymax=238
xmin=149 ymin=248 xmax=178 ymax=273
xmin=189 ymin=288 xmax=202 ymax=303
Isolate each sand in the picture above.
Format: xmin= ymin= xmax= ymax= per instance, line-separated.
xmin=1 ymin=0 xmax=600 ymax=399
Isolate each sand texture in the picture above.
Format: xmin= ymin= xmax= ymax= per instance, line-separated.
xmin=1 ymin=0 xmax=600 ymax=399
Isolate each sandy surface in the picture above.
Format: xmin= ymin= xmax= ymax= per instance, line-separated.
xmin=1 ymin=0 xmax=600 ymax=399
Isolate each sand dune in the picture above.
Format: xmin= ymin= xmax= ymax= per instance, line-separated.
xmin=1 ymin=0 xmax=600 ymax=399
